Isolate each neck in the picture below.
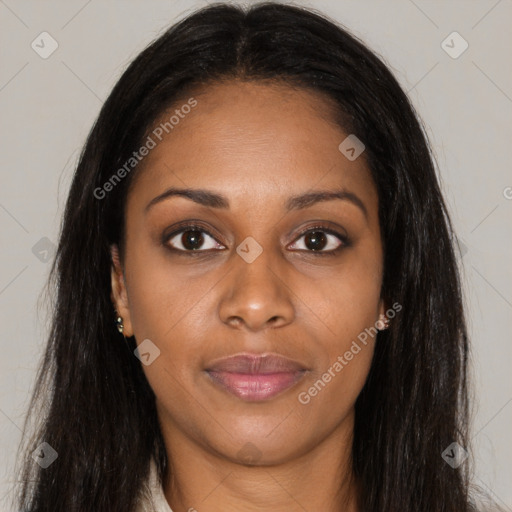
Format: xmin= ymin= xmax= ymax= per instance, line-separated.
xmin=159 ymin=406 xmax=361 ymax=512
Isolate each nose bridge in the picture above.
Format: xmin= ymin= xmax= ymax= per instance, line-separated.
xmin=218 ymin=237 xmax=295 ymax=330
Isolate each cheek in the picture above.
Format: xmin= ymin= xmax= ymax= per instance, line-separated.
xmin=123 ymin=243 xmax=208 ymax=342
xmin=296 ymin=343 xmax=374 ymax=432
xmin=302 ymin=249 xmax=382 ymax=340
xmin=294 ymin=253 xmax=381 ymax=403
xmin=122 ymin=244 xmax=219 ymax=394
xmin=295 ymin=268 xmax=381 ymax=413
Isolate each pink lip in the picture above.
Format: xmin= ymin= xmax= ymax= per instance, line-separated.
xmin=205 ymin=353 xmax=307 ymax=401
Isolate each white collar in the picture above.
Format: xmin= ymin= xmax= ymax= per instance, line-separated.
xmin=136 ymin=457 xmax=174 ymax=512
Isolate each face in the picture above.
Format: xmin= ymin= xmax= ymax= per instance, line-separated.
xmin=111 ymin=80 xmax=386 ymax=466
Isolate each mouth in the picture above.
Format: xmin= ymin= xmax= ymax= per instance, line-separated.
xmin=204 ymin=353 xmax=308 ymax=402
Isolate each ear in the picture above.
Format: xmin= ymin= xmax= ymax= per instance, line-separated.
xmin=110 ymin=244 xmax=134 ymax=337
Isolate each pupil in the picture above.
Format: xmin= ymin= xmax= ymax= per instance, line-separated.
xmin=182 ymin=230 xmax=204 ymax=250
xmin=305 ymin=231 xmax=327 ymax=251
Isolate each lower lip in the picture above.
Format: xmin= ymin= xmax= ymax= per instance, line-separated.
xmin=206 ymin=371 xmax=306 ymax=401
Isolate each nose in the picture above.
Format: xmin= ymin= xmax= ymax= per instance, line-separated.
xmin=218 ymin=246 xmax=295 ymax=332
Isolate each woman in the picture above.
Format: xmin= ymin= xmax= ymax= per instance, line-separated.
xmin=15 ymin=2 xmax=489 ymax=511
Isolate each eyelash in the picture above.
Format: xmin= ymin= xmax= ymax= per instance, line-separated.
xmin=162 ymin=222 xmax=350 ymax=257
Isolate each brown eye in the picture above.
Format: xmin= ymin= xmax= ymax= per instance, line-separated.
xmin=165 ymin=226 xmax=224 ymax=252
xmin=181 ymin=230 xmax=205 ymax=250
xmin=288 ymin=227 xmax=348 ymax=255
xmin=303 ymin=231 xmax=328 ymax=251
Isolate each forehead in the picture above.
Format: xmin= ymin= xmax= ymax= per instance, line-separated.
xmin=126 ymin=80 xmax=378 ymax=218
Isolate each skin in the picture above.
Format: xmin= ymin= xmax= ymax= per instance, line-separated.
xmin=111 ymin=80 xmax=387 ymax=512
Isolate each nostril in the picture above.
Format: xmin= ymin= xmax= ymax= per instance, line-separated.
xmin=229 ymin=316 xmax=243 ymax=327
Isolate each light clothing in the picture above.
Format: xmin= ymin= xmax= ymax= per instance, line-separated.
xmin=136 ymin=458 xmax=174 ymax=512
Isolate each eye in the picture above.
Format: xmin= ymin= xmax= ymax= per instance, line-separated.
xmin=288 ymin=226 xmax=349 ymax=255
xmin=164 ymin=224 xmax=225 ymax=253
xmin=162 ymin=223 xmax=349 ymax=256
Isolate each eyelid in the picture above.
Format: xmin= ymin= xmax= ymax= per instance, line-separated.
xmin=293 ymin=222 xmax=348 ymax=240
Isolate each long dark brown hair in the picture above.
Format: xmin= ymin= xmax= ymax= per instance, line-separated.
xmin=15 ymin=2 xmax=485 ymax=510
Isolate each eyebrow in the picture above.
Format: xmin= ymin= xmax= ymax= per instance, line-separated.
xmin=144 ymin=186 xmax=368 ymax=219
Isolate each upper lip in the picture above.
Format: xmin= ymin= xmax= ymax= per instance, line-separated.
xmin=205 ymin=353 xmax=307 ymax=374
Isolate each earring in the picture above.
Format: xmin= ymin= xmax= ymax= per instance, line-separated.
xmin=377 ymin=314 xmax=390 ymax=331
xmin=115 ymin=315 xmax=124 ymax=334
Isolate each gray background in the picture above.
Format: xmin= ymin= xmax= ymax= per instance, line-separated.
xmin=1 ymin=0 xmax=511 ymax=510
